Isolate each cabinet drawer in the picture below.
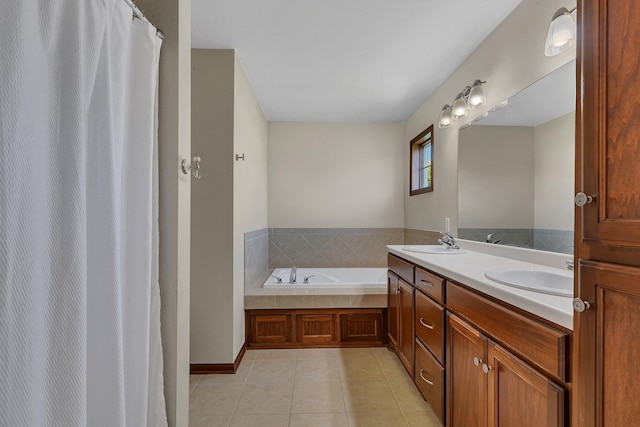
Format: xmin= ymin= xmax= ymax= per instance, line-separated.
xmin=447 ymin=282 xmax=569 ymax=381
xmin=415 ymin=290 xmax=445 ymax=363
xmin=415 ymin=266 xmax=445 ymax=303
xmin=388 ymin=253 xmax=414 ymax=284
xmin=415 ymin=338 xmax=445 ymax=425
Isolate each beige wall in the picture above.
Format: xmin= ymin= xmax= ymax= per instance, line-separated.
xmin=136 ymin=0 xmax=191 ymax=424
xmin=403 ymin=0 xmax=576 ymax=235
xmin=268 ymin=122 xmax=405 ymax=228
xmin=458 ymin=125 xmax=534 ymax=228
xmin=191 ymin=50 xmax=267 ymax=364
xmin=233 ymin=56 xmax=268 ymax=355
xmin=190 ymin=49 xmax=235 ymax=363
xmin=534 ymin=112 xmax=575 ymax=230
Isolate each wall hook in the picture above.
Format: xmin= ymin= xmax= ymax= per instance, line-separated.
xmin=235 ymin=153 xmax=245 ymax=161
xmin=182 ymin=156 xmax=202 ymax=179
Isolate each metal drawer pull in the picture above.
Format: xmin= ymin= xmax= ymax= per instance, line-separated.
xmin=473 ymin=357 xmax=482 ymax=367
xmin=420 ymin=280 xmax=435 ymax=287
xmin=419 ymin=369 xmax=434 ymax=385
xmin=482 ymin=363 xmax=493 ymax=374
xmin=419 ymin=318 xmax=434 ymax=330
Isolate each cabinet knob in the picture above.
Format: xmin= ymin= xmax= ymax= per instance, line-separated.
xmin=482 ymin=363 xmax=493 ymax=374
xmin=573 ymin=298 xmax=591 ymax=313
xmin=473 ymin=357 xmax=482 ymax=367
xmin=574 ymin=192 xmax=594 ymax=207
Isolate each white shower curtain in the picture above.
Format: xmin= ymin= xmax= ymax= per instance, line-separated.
xmin=0 ymin=1 xmax=167 ymax=426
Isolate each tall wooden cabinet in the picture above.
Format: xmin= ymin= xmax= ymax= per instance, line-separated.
xmin=575 ymin=0 xmax=640 ymax=425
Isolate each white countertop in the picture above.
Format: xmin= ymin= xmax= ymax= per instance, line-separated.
xmin=387 ymin=245 xmax=574 ymax=330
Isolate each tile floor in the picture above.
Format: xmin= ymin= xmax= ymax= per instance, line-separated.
xmin=189 ymin=347 xmax=442 ymax=427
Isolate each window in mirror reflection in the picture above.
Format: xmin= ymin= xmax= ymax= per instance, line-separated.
xmin=410 ymin=125 xmax=434 ymax=196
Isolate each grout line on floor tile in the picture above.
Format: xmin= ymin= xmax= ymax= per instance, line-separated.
xmin=228 ymin=359 xmax=256 ymax=423
xmin=386 ymin=367 xmax=414 ymax=427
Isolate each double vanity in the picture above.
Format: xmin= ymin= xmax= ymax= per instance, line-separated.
xmin=386 ymin=243 xmax=573 ymax=426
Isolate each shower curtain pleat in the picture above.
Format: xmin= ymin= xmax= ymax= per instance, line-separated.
xmin=0 ymin=1 xmax=167 ymax=426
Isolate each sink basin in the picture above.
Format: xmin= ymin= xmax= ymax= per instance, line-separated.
xmin=484 ymin=268 xmax=573 ymax=297
xmin=402 ymin=245 xmax=467 ymax=254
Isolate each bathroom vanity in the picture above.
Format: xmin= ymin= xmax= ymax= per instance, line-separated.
xmin=387 ymin=247 xmax=572 ymax=426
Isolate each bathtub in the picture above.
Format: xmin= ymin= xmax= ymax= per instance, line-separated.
xmin=264 ymin=268 xmax=387 ymax=289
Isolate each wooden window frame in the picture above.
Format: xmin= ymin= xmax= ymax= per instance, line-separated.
xmin=410 ymin=125 xmax=434 ymax=196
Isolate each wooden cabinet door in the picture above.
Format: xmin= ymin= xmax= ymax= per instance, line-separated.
xmin=447 ymin=314 xmax=486 ymax=427
xmin=297 ymin=314 xmax=337 ymax=344
xmin=249 ymin=314 xmax=293 ymax=344
xmin=575 ymin=262 xmax=640 ymax=427
xmin=387 ymin=272 xmax=400 ymax=351
xmin=487 ymin=340 xmax=565 ymax=427
xmin=398 ymin=279 xmax=415 ymax=376
xmin=340 ymin=313 xmax=383 ymax=343
xmin=578 ymin=0 xmax=640 ymax=250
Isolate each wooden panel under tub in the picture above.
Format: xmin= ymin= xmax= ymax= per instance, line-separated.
xmin=246 ymin=308 xmax=387 ymax=348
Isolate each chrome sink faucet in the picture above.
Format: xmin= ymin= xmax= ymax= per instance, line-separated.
xmin=290 ymin=266 xmax=297 ymax=284
xmin=485 ymin=233 xmax=501 ymax=244
xmin=438 ymin=232 xmax=460 ymax=250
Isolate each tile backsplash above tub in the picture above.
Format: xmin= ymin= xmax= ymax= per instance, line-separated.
xmin=268 ymin=228 xmax=404 ymax=270
xmin=244 ymin=228 xmax=269 ymax=290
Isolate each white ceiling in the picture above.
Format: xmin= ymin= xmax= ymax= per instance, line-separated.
xmin=473 ymin=59 xmax=576 ymax=127
xmin=192 ymin=0 xmax=523 ymax=123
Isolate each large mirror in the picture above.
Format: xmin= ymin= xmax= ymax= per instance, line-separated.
xmin=457 ymin=59 xmax=575 ymax=254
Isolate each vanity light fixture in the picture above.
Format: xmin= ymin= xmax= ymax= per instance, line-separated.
xmin=438 ymin=104 xmax=453 ymax=129
xmin=438 ymin=79 xmax=487 ymax=129
xmin=545 ymin=7 xmax=577 ymax=57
